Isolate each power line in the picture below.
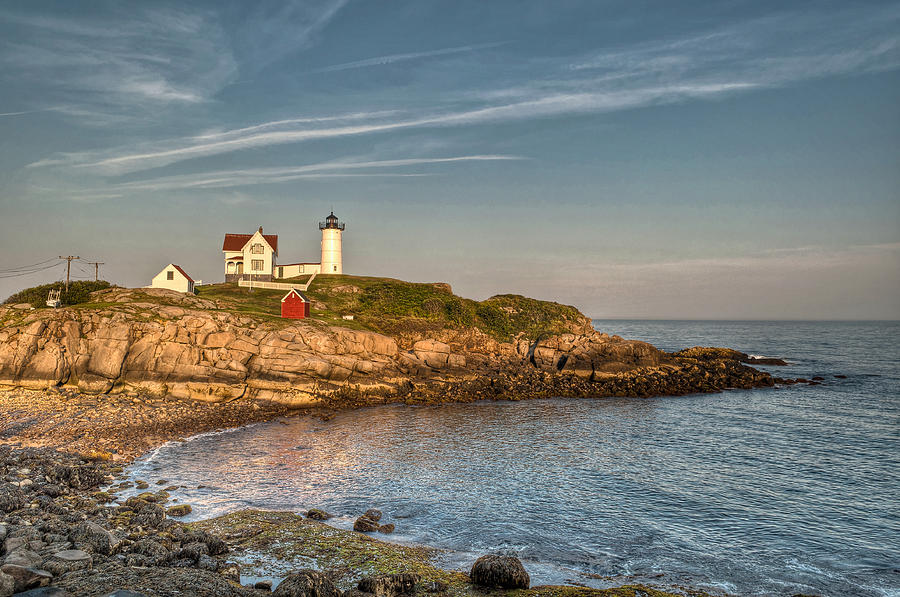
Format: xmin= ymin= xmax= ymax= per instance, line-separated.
xmin=0 ymin=262 xmax=63 ymax=279
xmin=0 ymin=257 xmax=60 ymax=274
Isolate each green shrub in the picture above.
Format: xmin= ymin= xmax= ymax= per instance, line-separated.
xmin=3 ymin=280 xmax=112 ymax=308
xmin=444 ymin=298 xmax=475 ymax=327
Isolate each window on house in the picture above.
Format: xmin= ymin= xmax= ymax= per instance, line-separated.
xmin=299 ymin=265 xmax=304 ymax=273
xmin=278 ymin=267 xmax=283 ymax=278
xmin=252 ymin=259 xmax=264 ymax=271
xmin=251 ymin=243 xmax=264 ymax=254
xmin=167 ymin=271 xmax=174 ymax=280
xmin=333 ymin=265 xmax=337 ymax=272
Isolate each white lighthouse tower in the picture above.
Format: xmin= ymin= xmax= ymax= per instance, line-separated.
xmin=319 ymin=211 xmax=344 ymax=274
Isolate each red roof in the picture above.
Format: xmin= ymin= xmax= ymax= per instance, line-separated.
xmin=222 ymin=233 xmax=278 ymax=254
xmin=170 ymin=264 xmax=194 ymax=283
xmin=281 ymin=289 xmax=309 ymax=302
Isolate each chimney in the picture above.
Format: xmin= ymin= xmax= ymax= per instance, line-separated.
xmin=258 ymin=226 xmax=263 ymax=233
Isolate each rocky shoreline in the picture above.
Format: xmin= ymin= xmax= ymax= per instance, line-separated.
xmin=0 ymin=339 xmax=778 ymax=462
xmin=0 ymin=446 xmax=720 ymax=597
xmin=0 ymin=288 xmax=779 ymax=409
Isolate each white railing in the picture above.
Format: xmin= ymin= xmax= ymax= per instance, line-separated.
xmin=238 ymin=271 xmax=316 ymax=291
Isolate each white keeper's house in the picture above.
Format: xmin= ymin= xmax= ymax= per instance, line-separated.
xmin=149 ymin=264 xmax=197 ymax=293
xmin=223 ymin=211 xmax=345 ymax=282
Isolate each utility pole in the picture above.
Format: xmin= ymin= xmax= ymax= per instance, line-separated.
xmin=86 ymin=261 xmax=104 ymax=281
xmin=58 ymin=256 xmax=79 ymax=292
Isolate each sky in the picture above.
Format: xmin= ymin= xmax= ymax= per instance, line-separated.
xmin=0 ymin=0 xmax=898 ymax=319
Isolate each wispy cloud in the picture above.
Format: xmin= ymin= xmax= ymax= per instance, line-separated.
xmin=0 ymin=109 xmax=49 ymax=117
xmin=27 ymin=83 xmax=756 ymax=174
xmin=308 ymin=41 xmax=509 ymax=74
xmin=0 ymin=6 xmax=238 ymax=114
xmin=17 ymin=1 xmax=900 ymax=197
xmin=26 ymin=5 xmax=900 ymax=176
xmin=231 ymin=0 xmax=350 ymax=70
xmin=74 ymin=155 xmax=523 ymax=194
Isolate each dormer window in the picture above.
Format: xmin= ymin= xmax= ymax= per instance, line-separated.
xmin=251 ymin=243 xmax=264 ymax=254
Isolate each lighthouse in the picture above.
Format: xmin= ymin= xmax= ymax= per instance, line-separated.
xmin=319 ymin=211 xmax=345 ymax=274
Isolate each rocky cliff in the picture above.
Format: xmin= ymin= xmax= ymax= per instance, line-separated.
xmin=0 ymin=288 xmax=772 ymax=407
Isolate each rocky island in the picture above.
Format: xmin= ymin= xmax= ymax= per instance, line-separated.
xmin=0 ymin=277 xmax=784 ymax=595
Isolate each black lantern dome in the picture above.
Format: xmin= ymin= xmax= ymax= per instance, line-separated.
xmin=319 ymin=211 xmax=345 ymax=230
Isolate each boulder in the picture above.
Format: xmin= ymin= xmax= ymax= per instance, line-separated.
xmin=0 ymin=571 xmax=12 ymax=597
xmin=469 ymin=555 xmax=530 ymax=589
xmin=166 ymin=504 xmax=192 ymax=517
xmin=133 ymin=503 xmax=165 ymax=528
xmin=127 ymin=539 xmax=170 ymax=565
xmin=71 ymin=522 xmax=118 ymax=555
xmin=357 ymin=573 xmax=420 ymax=597
xmin=173 ymin=529 xmax=227 ymax=556
xmin=272 ymin=570 xmax=340 ymax=597
xmin=377 ymin=524 xmax=394 ymax=534
xmin=123 ymin=497 xmax=149 ymax=511
xmin=0 ymin=564 xmax=52 ymax=593
xmin=305 ymin=509 xmax=331 ymax=521
xmin=0 ymin=486 xmax=25 ymax=513
xmin=3 ymin=536 xmax=26 ymax=553
xmin=363 ymin=509 xmax=382 ymax=522
xmin=41 ymin=550 xmax=92 ymax=576
xmin=3 ymin=549 xmax=42 ymax=568
xmin=177 ymin=542 xmax=208 ymax=562
xmin=411 ymin=340 xmax=452 ymax=369
xmin=353 ymin=517 xmax=379 ymax=533
xmin=196 ymin=554 xmax=218 ymax=572
xmin=52 ymin=466 xmax=104 ymax=491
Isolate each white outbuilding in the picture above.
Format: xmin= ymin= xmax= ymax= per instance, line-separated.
xmin=150 ymin=264 xmax=196 ymax=294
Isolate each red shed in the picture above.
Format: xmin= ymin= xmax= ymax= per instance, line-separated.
xmin=281 ymin=289 xmax=310 ymax=319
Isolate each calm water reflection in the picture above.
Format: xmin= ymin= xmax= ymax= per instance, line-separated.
xmin=124 ymin=321 xmax=900 ymax=597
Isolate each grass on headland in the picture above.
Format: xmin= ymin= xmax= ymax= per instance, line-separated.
xmin=303 ymin=275 xmax=588 ymax=342
xmin=4 ymin=275 xmax=588 ymax=342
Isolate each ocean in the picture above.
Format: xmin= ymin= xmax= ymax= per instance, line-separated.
xmin=123 ymin=320 xmax=900 ymax=596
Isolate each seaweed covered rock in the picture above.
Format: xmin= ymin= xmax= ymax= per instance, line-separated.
xmin=70 ymin=522 xmax=119 ymax=556
xmin=0 ymin=486 xmax=25 ymax=513
xmin=357 ymin=573 xmax=419 ymax=597
xmin=469 ymin=555 xmax=530 ymax=589
xmin=166 ymin=504 xmax=192 ymax=517
xmin=133 ymin=503 xmax=165 ymax=528
xmin=353 ymin=516 xmax=379 ymax=533
xmin=51 ymin=465 xmax=104 ymax=490
xmin=41 ymin=550 xmax=92 ymax=576
xmin=272 ymin=570 xmax=340 ymax=597
xmin=126 ymin=539 xmax=171 ymax=566
xmin=305 ymin=509 xmax=331 ymax=521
